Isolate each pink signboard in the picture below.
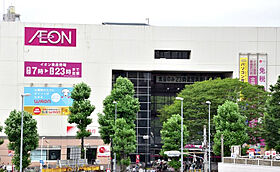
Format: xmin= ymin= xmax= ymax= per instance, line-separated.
xmin=24 ymin=61 xmax=82 ymax=78
xmin=248 ymin=54 xmax=258 ymax=85
xmin=258 ymin=54 xmax=267 ymax=90
xmin=25 ymin=27 xmax=76 ymax=47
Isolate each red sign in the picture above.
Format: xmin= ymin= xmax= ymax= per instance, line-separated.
xmin=97 ymin=146 xmax=110 ymax=157
xmin=136 ymin=155 xmax=140 ymax=164
xmin=33 ymin=107 xmax=41 ymax=115
xmin=25 ymin=27 xmax=76 ymax=47
xmin=99 ymin=147 xmax=106 ymax=153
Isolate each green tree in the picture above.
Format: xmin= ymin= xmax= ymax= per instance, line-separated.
xmin=113 ymin=118 xmax=136 ymax=172
xmin=0 ymin=125 xmax=3 ymax=145
xmin=4 ymin=110 xmax=39 ymax=171
xmin=98 ymin=76 xmax=139 ymax=166
xmin=263 ymin=76 xmax=280 ymax=152
xmin=160 ymin=78 xmax=267 ymax=144
xmin=68 ymin=82 xmax=95 ymax=159
xmin=160 ymin=114 xmax=188 ymax=171
xmin=213 ymin=101 xmax=249 ymax=156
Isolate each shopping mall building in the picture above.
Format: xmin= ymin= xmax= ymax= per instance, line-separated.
xmin=0 ymin=22 xmax=280 ymax=167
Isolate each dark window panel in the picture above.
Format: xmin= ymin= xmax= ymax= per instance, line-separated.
xmin=138 ymin=128 xmax=148 ymax=135
xmin=138 ymin=112 xmax=148 ymax=118
xmin=139 ymin=96 xmax=148 ymax=102
xmin=154 ymin=50 xmax=191 ymax=59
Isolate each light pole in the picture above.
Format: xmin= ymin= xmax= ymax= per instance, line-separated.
xmin=113 ymin=101 xmax=117 ymax=172
xmin=176 ymin=97 xmax=184 ymax=172
xmin=206 ymin=101 xmax=211 ymax=172
xmin=40 ymin=137 xmax=45 ymax=172
xmin=20 ymin=93 xmax=31 ymax=172
xmin=143 ymin=135 xmax=149 ymax=171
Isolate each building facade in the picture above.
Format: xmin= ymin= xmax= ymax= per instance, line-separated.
xmin=0 ymin=22 xmax=280 ymax=167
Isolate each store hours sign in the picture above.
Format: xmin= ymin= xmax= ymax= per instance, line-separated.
xmin=24 ymin=61 xmax=82 ymax=78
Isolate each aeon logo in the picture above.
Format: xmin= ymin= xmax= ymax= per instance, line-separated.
xmin=25 ymin=27 xmax=76 ymax=47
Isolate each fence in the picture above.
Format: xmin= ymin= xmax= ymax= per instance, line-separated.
xmin=223 ymin=157 xmax=280 ymax=167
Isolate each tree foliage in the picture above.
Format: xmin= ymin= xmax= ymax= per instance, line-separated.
xmin=161 ymin=114 xmax=188 ymax=153
xmin=98 ymin=76 xmax=139 ymax=170
xmin=0 ymin=125 xmax=3 ymax=145
xmin=113 ymin=118 xmax=136 ymax=171
xmin=263 ymin=76 xmax=280 ymax=152
xmin=4 ymin=110 xmax=39 ymax=171
xmin=160 ymin=78 xmax=267 ymax=143
xmin=98 ymin=76 xmax=140 ymax=143
xmin=161 ymin=114 xmax=188 ymax=171
xmin=68 ymin=82 xmax=95 ymax=159
xmin=213 ymin=101 xmax=249 ymax=156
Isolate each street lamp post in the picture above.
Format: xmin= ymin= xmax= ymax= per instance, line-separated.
xmin=143 ymin=135 xmax=149 ymax=171
xmin=113 ymin=101 xmax=117 ymax=172
xmin=206 ymin=101 xmax=211 ymax=172
xmin=176 ymin=97 xmax=184 ymax=172
xmin=20 ymin=93 xmax=31 ymax=172
xmin=40 ymin=137 xmax=45 ymax=172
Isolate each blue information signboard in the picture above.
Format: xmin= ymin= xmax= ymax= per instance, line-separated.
xmin=24 ymin=87 xmax=73 ymax=106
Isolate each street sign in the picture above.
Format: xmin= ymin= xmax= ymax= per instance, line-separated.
xmin=164 ymin=151 xmax=180 ymax=157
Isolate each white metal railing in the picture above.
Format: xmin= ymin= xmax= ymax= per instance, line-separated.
xmin=223 ymin=157 xmax=280 ymax=167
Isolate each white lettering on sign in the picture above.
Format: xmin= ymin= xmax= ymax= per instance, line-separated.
xmin=28 ymin=30 xmax=72 ymax=44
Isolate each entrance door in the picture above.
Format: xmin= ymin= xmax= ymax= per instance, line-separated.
xmin=86 ymin=148 xmax=97 ymax=165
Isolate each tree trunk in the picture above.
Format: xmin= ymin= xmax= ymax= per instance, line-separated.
xmin=81 ymin=137 xmax=84 ymax=159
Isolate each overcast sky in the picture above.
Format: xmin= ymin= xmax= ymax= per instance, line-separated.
xmin=1 ymin=0 xmax=280 ymax=26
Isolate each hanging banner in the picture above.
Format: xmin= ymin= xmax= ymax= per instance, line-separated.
xmin=24 ymin=87 xmax=73 ymax=115
xmin=24 ymin=61 xmax=82 ymax=78
xmin=258 ymin=54 xmax=267 ymax=90
xmin=248 ymin=54 xmax=258 ymax=85
xmin=239 ymin=54 xmax=248 ymax=82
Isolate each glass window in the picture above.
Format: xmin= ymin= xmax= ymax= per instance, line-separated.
xmin=138 ymin=112 xmax=148 ymax=118
xmin=128 ymin=72 xmax=137 ymax=78
xmin=31 ymin=150 xmax=46 ymax=161
xmin=155 ymin=50 xmax=191 ymax=59
xmin=49 ymin=150 xmax=61 ymax=160
xmin=138 ymin=128 xmax=148 ymax=135
xmin=139 ymin=96 xmax=148 ymax=102
xmin=138 ymin=80 xmax=148 ymax=86
xmin=138 ymin=120 xmax=148 ymax=127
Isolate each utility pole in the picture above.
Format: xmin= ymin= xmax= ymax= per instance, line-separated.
xmin=221 ymin=134 xmax=224 ymax=163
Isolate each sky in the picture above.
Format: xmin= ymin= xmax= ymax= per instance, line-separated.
xmin=1 ymin=0 xmax=280 ymax=26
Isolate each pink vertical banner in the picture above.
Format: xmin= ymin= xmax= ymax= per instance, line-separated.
xmin=248 ymin=54 xmax=258 ymax=85
xmin=258 ymin=54 xmax=267 ymax=90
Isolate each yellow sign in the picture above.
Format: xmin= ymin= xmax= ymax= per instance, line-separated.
xmin=239 ymin=57 xmax=248 ymax=82
xmin=24 ymin=106 xmax=70 ymax=115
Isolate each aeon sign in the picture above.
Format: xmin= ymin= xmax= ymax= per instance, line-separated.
xmin=25 ymin=27 xmax=76 ymax=47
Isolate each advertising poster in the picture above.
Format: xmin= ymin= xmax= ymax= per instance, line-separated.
xmin=258 ymin=54 xmax=267 ymax=90
xmin=97 ymin=146 xmax=110 ymax=157
xmin=239 ymin=54 xmax=248 ymax=83
xmin=24 ymin=87 xmax=73 ymax=115
xmin=248 ymin=54 xmax=258 ymax=85
xmin=24 ymin=61 xmax=82 ymax=78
